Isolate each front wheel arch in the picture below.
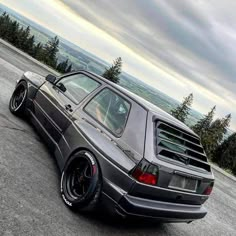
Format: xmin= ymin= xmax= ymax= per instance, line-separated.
xmin=9 ymin=80 xmax=28 ymax=116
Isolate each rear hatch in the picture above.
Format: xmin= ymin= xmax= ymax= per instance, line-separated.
xmin=129 ymin=118 xmax=214 ymax=205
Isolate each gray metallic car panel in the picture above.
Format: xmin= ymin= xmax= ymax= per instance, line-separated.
xmin=15 ymin=70 xmax=214 ymax=222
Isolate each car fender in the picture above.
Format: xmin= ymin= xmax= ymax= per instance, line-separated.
xmin=63 ymin=120 xmax=136 ymax=172
xmin=17 ymin=71 xmax=48 ymax=112
xmin=18 ymin=71 xmax=46 ymax=100
xmin=58 ymin=119 xmax=136 ymax=199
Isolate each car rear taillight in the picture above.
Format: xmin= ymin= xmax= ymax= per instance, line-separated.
xmin=203 ymin=182 xmax=214 ymax=195
xmin=132 ymin=160 xmax=158 ymax=185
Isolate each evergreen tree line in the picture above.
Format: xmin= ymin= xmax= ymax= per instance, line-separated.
xmin=0 ymin=12 xmax=72 ymax=73
xmin=170 ymin=94 xmax=235 ymax=174
xmin=0 ymin=12 xmax=234 ymax=174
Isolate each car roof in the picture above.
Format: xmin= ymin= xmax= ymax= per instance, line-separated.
xmin=79 ymin=70 xmax=197 ymax=136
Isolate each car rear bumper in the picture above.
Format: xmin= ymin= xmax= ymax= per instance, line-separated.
xmin=115 ymin=194 xmax=207 ymax=222
xmin=102 ymin=177 xmax=207 ymax=222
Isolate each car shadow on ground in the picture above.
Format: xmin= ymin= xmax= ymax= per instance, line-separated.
xmin=10 ymin=114 xmax=172 ymax=234
xmin=72 ymin=210 xmax=170 ymax=234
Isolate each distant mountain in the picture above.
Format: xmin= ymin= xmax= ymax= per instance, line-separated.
xmin=0 ymin=3 xmax=109 ymax=68
xmin=0 ymin=3 xmax=55 ymax=37
xmin=2 ymin=3 xmax=231 ymax=131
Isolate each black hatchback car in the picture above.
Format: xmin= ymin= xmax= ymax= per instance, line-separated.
xmin=9 ymin=70 xmax=214 ymax=222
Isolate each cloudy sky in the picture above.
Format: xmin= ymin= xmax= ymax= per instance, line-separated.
xmin=1 ymin=0 xmax=236 ymax=130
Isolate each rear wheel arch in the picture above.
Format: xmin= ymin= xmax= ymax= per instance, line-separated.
xmin=60 ymin=148 xmax=103 ymax=211
xmin=66 ymin=147 xmax=102 ymax=173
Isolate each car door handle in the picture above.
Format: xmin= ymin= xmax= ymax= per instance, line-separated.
xmin=65 ymin=104 xmax=73 ymax=112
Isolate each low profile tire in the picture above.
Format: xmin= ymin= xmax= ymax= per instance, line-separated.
xmin=9 ymin=80 xmax=28 ymax=116
xmin=60 ymin=150 xmax=102 ymax=211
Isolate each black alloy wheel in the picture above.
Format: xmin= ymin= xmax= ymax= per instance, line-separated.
xmin=9 ymin=81 xmax=27 ymax=115
xmin=67 ymin=157 xmax=93 ymax=198
xmin=61 ymin=151 xmax=102 ymax=211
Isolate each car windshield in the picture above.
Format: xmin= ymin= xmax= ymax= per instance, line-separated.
xmin=58 ymin=74 xmax=100 ymax=104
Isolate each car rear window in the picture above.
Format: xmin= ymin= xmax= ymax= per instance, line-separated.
xmin=84 ymin=88 xmax=131 ymax=136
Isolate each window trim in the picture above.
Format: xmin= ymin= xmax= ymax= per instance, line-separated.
xmin=83 ymin=87 xmax=132 ymax=138
xmin=55 ymin=72 xmax=102 ymax=105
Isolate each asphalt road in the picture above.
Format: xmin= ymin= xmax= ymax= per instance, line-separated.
xmin=0 ymin=41 xmax=235 ymax=236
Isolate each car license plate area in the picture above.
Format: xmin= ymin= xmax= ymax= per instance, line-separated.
xmin=168 ymin=174 xmax=198 ymax=192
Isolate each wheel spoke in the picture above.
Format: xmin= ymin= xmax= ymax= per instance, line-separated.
xmin=80 ymin=162 xmax=88 ymax=175
xmin=82 ymin=185 xmax=85 ymax=195
xmin=71 ymin=172 xmax=76 ymax=189
xmin=11 ymin=85 xmax=26 ymax=110
xmin=83 ymin=163 xmax=92 ymax=178
xmin=65 ymin=157 xmax=94 ymax=199
xmin=70 ymin=173 xmax=82 ymax=196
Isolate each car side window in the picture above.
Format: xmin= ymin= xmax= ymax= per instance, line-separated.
xmin=57 ymin=73 xmax=100 ymax=104
xmin=84 ymin=88 xmax=131 ymax=136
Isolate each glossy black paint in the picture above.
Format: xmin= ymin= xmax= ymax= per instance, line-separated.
xmin=15 ymin=70 xmax=214 ymax=222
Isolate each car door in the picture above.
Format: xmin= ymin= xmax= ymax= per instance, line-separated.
xmin=34 ymin=72 xmax=101 ymax=143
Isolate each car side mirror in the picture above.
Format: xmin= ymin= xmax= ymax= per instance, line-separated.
xmin=57 ymin=82 xmax=67 ymax=92
xmin=45 ymin=74 xmax=57 ymax=84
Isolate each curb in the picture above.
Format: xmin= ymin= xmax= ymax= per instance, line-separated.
xmin=0 ymin=38 xmax=60 ymax=76
xmin=210 ymin=163 xmax=236 ymax=182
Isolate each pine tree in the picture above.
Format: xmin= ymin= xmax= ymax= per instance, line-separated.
xmin=56 ymin=59 xmax=69 ymax=73
xmin=56 ymin=62 xmax=63 ymax=72
xmin=20 ymin=26 xmax=31 ymax=51
xmin=66 ymin=63 xmax=72 ymax=73
xmin=7 ymin=20 xmax=20 ymax=45
xmin=26 ymin=35 xmax=35 ymax=56
xmin=213 ymin=114 xmax=231 ymax=143
xmin=15 ymin=26 xmax=25 ymax=48
xmin=192 ymin=106 xmax=216 ymax=135
xmin=102 ymin=57 xmax=122 ymax=83
xmin=0 ymin=12 xmax=7 ymax=26
xmin=43 ymin=36 xmax=59 ymax=68
xmin=170 ymin=93 xmax=193 ymax=123
xmin=202 ymin=114 xmax=231 ymax=158
xmin=0 ymin=12 xmax=4 ymax=26
xmin=33 ymin=42 xmax=44 ymax=60
xmin=213 ymin=133 xmax=236 ymax=175
xmin=0 ymin=13 xmax=11 ymax=39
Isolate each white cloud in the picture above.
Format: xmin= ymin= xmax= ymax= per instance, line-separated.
xmin=1 ymin=0 xmax=235 ymax=130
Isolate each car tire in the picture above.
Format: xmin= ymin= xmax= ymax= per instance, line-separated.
xmin=9 ymin=80 xmax=28 ymax=116
xmin=60 ymin=150 xmax=102 ymax=211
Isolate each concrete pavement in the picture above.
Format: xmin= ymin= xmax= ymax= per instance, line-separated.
xmin=0 ymin=40 xmax=235 ymax=236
